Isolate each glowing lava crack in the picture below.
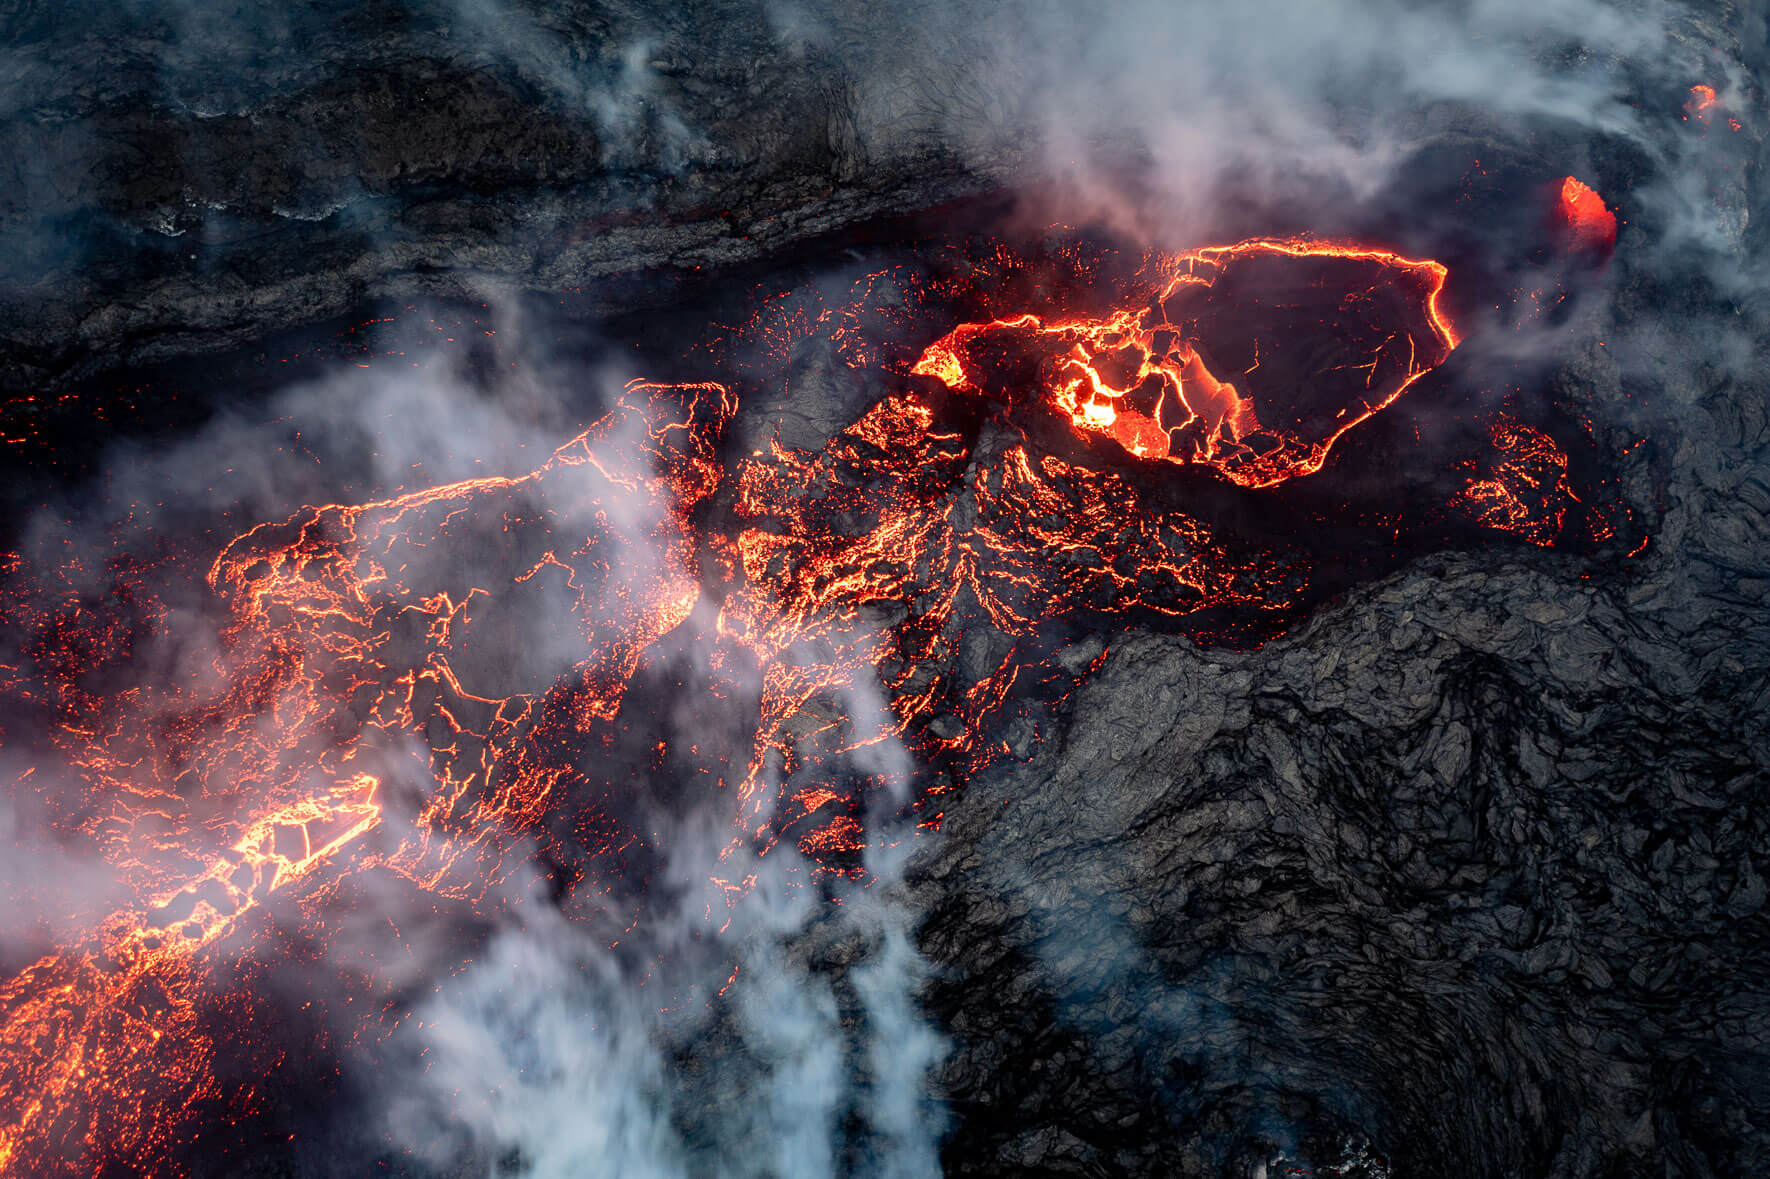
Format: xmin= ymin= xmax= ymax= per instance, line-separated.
xmin=912 ymin=239 xmax=1458 ymax=488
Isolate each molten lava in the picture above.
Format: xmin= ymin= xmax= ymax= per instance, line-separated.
xmin=913 ymin=239 xmax=1458 ymax=488
xmin=1453 ymin=416 xmax=1578 ymax=547
xmin=1685 ymin=83 xmax=1718 ymax=121
xmin=0 ymin=381 xmax=734 ymax=1171
xmin=1554 ymin=176 xmax=1618 ymax=253
xmin=0 ymin=233 xmax=1615 ymax=1173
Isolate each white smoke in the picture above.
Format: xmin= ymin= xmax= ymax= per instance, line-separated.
xmin=382 ymin=899 xmax=689 ymax=1179
xmin=848 ymin=890 xmax=950 ymax=1178
xmin=385 ymin=835 xmax=947 ymax=1178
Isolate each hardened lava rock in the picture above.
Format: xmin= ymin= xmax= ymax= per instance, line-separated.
xmin=914 ymin=539 xmax=1770 ymax=1175
xmin=0 ymin=0 xmax=1016 ymax=393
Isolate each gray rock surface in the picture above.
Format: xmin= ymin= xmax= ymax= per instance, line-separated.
xmin=915 ymin=540 xmax=1770 ymax=1174
xmin=0 ymin=0 xmax=1021 ymax=392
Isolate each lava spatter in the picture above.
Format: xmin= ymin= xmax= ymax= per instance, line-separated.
xmin=1554 ymin=176 xmax=1618 ymax=253
xmin=1684 ymin=83 xmax=1717 ymax=121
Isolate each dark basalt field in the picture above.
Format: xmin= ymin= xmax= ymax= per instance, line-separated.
xmin=1 ymin=2 xmax=1766 ymax=1177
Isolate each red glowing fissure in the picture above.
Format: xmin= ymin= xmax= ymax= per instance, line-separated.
xmin=0 ymin=232 xmax=1601 ymax=1171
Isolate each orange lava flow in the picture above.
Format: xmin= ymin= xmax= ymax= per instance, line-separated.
xmin=0 ymin=381 xmax=733 ymax=1172
xmin=0 ymin=233 xmax=1581 ymax=1174
xmin=912 ymin=238 xmax=1459 ymax=487
xmin=716 ymin=392 xmax=1296 ymax=857
xmin=1556 ymin=177 xmax=1618 ymax=253
xmin=1453 ymin=416 xmax=1577 ymax=546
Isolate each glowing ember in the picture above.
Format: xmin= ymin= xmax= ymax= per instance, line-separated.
xmin=1453 ymin=416 xmax=1577 ymax=546
xmin=1555 ymin=176 xmax=1618 ymax=253
xmin=1685 ymin=83 xmax=1718 ymax=121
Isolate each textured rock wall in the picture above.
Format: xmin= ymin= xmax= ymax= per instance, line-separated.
xmin=917 ymin=545 xmax=1770 ymax=1174
xmin=0 ymin=0 xmax=1018 ymax=392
